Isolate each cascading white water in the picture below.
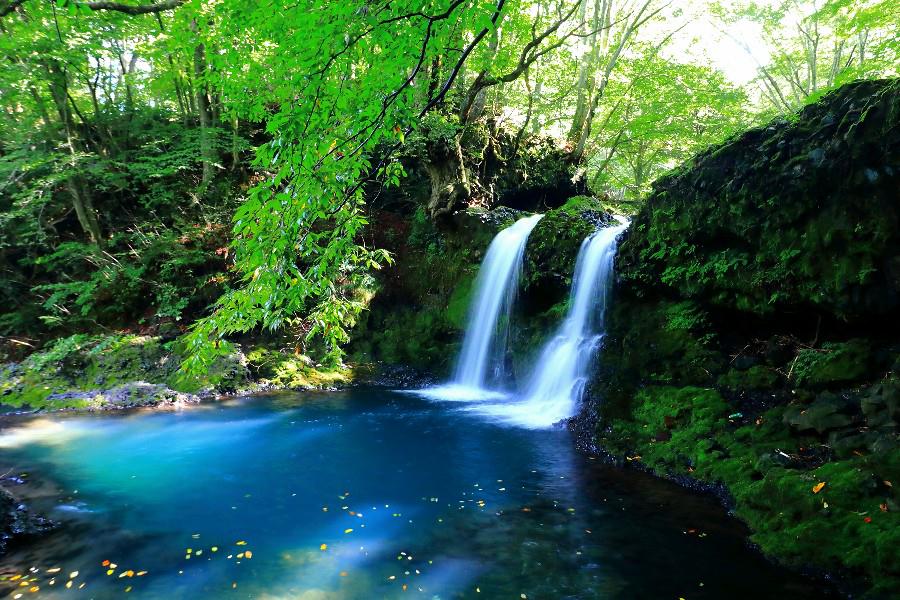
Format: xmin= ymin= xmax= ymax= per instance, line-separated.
xmin=420 ymin=214 xmax=543 ymax=401
xmin=470 ymin=219 xmax=628 ymax=427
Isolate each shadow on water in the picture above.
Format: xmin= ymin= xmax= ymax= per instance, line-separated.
xmin=0 ymin=389 xmax=840 ymax=599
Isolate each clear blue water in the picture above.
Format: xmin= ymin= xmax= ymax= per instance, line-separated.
xmin=0 ymin=389 xmax=835 ymax=599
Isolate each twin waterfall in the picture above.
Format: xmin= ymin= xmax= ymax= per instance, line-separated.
xmin=421 ymin=214 xmax=628 ymax=429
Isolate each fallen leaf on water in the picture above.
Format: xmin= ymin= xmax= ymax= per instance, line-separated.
xmin=320 ymin=544 xmax=328 ymax=551
xmin=101 ymin=560 xmax=110 ymax=567
xmin=65 ymin=582 xmax=72 ymax=589
xmin=136 ymin=571 xmax=147 ymax=577
xmin=340 ymin=571 xmax=348 ymax=577
xmin=47 ymin=568 xmax=61 ymax=574
xmin=69 ymin=572 xmax=79 ymax=579
xmin=211 ymin=547 xmax=218 ymax=552
xmin=402 ymin=584 xmax=408 ymax=591
xmin=236 ymin=541 xmax=247 ymax=546
xmin=107 ymin=570 xmax=114 ymax=576
xmin=244 ymin=551 xmax=252 ymax=559
xmin=125 ymin=586 xmax=132 ymax=592
xmin=344 ymin=528 xmax=353 ymax=534
xmin=28 ymin=586 xmax=39 ymax=592
xmin=812 ymin=482 xmax=826 ymax=494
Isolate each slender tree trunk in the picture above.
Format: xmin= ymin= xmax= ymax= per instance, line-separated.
xmin=231 ymin=114 xmax=240 ymax=170
xmin=46 ymin=60 xmax=103 ymax=244
xmin=192 ymin=20 xmax=214 ymax=187
xmin=566 ymin=0 xmax=594 ymax=143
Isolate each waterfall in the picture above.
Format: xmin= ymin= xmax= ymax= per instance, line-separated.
xmin=421 ymin=214 xmax=543 ymax=401
xmin=469 ymin=220 xmax=628 ymax=427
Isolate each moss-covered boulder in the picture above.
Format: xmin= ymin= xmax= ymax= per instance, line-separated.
xmin=618 ymin=79 xmax=900 ymax=320
xmin=522 ymin=195 xmax=615 ymax=313
xmin=591 ymin=79 xmax=900 ymax=595
xmin=0 ymin=334 xmax=248 ymax=411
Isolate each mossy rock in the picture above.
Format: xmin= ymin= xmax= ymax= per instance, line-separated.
xmin=617 ymin=79 xmax=900 ymax=321
xmin=245 ymin=346 xmax=350 ymax=389
xmin=521 ymin=196 xmax=614 ymax=314
xmin=792 ymin=339 xmax=873 ymax=389
xmin=0 ymin=334 xmax=249 ymax=411
xmin=718 ymin=365 xmax=782 ymax=391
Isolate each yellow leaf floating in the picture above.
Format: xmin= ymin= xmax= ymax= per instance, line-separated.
xmin=236 ymin=540 xmax=247 ymax=546
xmin=344 ymin=528 xmax=353 ymax=534
xmin=812 ymin=482 xmax=826 ymax=494
xmin=211 ymin=546 xmax=218 ymax=552
xmin=320 ymin=544 xmax=328 ymax=551
xmin=244 ymin=551 xmax=253 ymax=559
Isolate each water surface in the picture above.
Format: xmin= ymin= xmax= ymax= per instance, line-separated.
xmin=0 ymin=390 xmax=835 ymax=599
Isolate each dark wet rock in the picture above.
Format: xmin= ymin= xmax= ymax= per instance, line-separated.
xmin=783 ymin=394 xmax=860 ymax=434
xmin=44 ymin=382 xmax=200 ymax=411
xmin=0 ymin=487 xmax=55 ymax=555
xmin=357 ymin=364 xmax=437 ymax=389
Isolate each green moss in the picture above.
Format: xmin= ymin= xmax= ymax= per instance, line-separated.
xmin=600 ymin=383 xmax=900 ymax=594
xmin=446 ymin=273 xmax=476 ymax=330
xmin=245 ymin=346 xmax=351 ymax=389
xmin=793 ymin=339 xmax=873 ymax=388
xmin=1 ymin=334 xmax=249 ymax=410
xmin=718 ymin=365 xmax=782 ymax=391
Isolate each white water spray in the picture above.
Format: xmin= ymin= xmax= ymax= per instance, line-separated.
xmin=470 ymin=220 xmax=628 ymax=427
xmin=420 ymin=214 xmax=543 ymax=401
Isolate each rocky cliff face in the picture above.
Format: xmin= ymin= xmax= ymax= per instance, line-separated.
xmin=589 ymin=79 xmax=899 ymax=595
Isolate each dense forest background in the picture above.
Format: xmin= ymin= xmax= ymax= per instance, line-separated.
xmin=0 ymin=0 xmax=896 ymax=367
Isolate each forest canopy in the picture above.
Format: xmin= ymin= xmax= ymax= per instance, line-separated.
xmin=0 ymin=0 xmax=896 ymax=367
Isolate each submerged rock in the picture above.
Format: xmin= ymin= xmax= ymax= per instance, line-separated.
xmin=0 ymin=487 xmax=55 ymax=555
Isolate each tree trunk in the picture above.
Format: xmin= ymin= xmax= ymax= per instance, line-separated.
xmin=192 ymin=23 xmax=214 ymax=187
xmin=424 ymin=136 xmax=470 ymax=219
xmin=46 ymin=60 xmax=103 ymax=244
